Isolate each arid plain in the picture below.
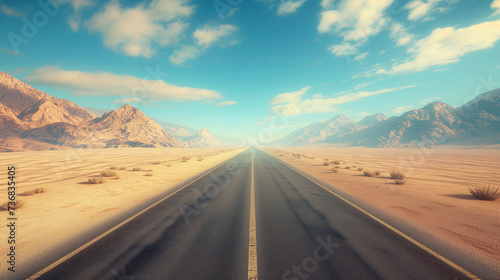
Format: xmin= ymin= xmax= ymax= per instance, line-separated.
xmin=0 ymin=147 xmax=242 ymax=277
xmin=265 ymin=146 xmax=500 ymax=270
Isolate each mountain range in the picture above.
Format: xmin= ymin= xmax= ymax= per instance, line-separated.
xmin=274 ymin=89 xmax=500 ymax=148
xmin=0 ymin=71 xmax=228 ymax=152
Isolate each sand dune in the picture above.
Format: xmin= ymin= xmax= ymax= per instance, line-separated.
xmin=0 ymin=147 xmax=243 ymax=277
xmin=266 ymin=146 xmax=500 ymax=269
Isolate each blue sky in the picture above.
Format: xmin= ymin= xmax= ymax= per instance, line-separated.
xmin=1 ymin=0 xmax=500 ymax=142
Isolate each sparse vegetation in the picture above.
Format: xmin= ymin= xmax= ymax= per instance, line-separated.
xmin=345 ymin=166 xmax=351 ymax=169
xmin=165 ymin=164 xmax=171 ymax=167
xmin=332 ymin=167 xmax=338 ymax=173
xmin=144 ymin=169 xmax=153 ymax=172
xmin=101 ymin=171 xmax=117 ymax=177
xmin=394 ymin=179 xmax=406 ymax=185
xmin=363 ymin=170 xmax=374 ymax=177
xmin=114 ymin=175 xmax=120 ymax=179
xmin=132 ymin=167 xmax=142 ymax=171
xmin=324 ymin=158 xmax=329 ymax=161
xmin=352 ymin=165 xmax=356 ymax=168
xmin=109 ymin=166 xmax=117 ymax=170
xmin=323 ymin=161 xmax=330 ymax=166
xmin=120 ymin=167 xmax=126 ymax=170
xmin=332 ymin=160 xmax=341 ymax=165
xmin=22 ymin=187 xmax=47 ymax=196
xmin=390 ymin=169 xmax=406 ymax=180
xmin=182 ymin=156 xmax=190 ymax=162
xmin=357 ymin=167 xmax=363 ymax=171
xmin=88 ymin=176 xmax=106 ymax=184
xmin=198 ymin=157 xmax=204 ymax=161
xmin=153 ymin=161 xmax=162 ymax=165
xmin=375 ymin=171 xmax=381 ymax=176
xmin=334 ymin=166 xmax=340 ymax=169
xmin=469 ymin=183 xmax=500 ymax=201
xmin=1 ymin=200 xmax=25 ymax=211
xmin=145 ymin=173 xmax=153 ymax=177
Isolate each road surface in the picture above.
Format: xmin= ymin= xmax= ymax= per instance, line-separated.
xmin=27 ymin=148 xmax=484 ymax=280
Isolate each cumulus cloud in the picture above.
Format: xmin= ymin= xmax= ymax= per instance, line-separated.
xmin=405 ymin=0 xmax=458 ymax=22
xmin=385 ymin=20 xmax=500 ymax=74
xmin=24 ymin=66 xmax=222 ymax=102
xmin=67 ymin=0 xmax=94 ymax=31
xmin=193 ymin=24 xmax=239 ymax=48
xmin=170 ymin=24 xmax=239 ymax=65
xmin=85 ymin=0 xmax=193 ymax=58
xmin=493 ymin=0 xmax=500 ymax=16
xmin=215 ymin=101 xmax=238 ymax=107
xmin=277 ymin=0 xmax=307 ymax=15
xmin=270 ymin=85 xmax=416 ymax=115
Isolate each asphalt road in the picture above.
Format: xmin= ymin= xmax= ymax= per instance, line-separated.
xmin=29 ymin=147 xmax=482 ymax=280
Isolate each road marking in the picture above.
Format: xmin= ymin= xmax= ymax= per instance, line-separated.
xmin=27 ymin=149 xmax=249 ymax=280
xmin=248 ymin=150 xmax=258 ymax=280
xmin=265 ymin=150 xmax=481 ymax=280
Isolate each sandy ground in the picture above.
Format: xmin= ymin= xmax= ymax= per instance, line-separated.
xmin=0 ymin=147 xmax=243 ymax=276
xmin=264 ymin=146 xmax=500 ymax=269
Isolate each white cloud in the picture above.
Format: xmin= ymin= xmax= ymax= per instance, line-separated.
xmin=493 ymin=0 xmax=500 ymax=16
xmin=389 ymin=22 xmax=415 ymax=47
xmin=385 ymin=20 xmax=500 ymax=74
xmin=215 ymin=101 xmax=238 ymax=107
xmin=270 ymin=87 xmax=311 ymax=104
xmin=1 ymin=4 xmax=24 ymax=17
xmin=353 ymin=52 xmax=369 ymax=61
xmin=277 ymin=0 xmax=307 ymax=15
xmin=113 ymin=97 xmax=142 ymax=104
xmin=328 ymin=42 xmax=358 ymax=56
xmin=193 ymin=24 xmax=239 ymax=48
xmin=318 ymin=0 xmax=392 ymax=41
xmin=85 ymin=0 xmax=193 ymax=58
xmin=169 ymin=45 xmax=201 ymax=65
xmin=391 ymin=106 xmax=415 ymax=114
xmin=320 ymin=0 xmax=335 ymax=9
xmin=24 ymin=66 xmax=222 ymax=102
xmin=67 ymin=0 xmax=94 ymax=31
xmin=270 ymin=85 xmax=416 ymax=115
xmin=405 ymin=0 xmax=457 ymax=22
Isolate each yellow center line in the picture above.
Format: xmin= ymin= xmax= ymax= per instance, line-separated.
xmin=248 ymin=149 xmax=258 ymax=280
xmin=266 ymin=150 xmax=481 ymax=280
xmin=27 ymin=149 xmax=248 ymax=280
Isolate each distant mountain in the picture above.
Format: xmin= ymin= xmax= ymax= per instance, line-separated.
xmin=274 ymin=114 xmax=363 ymax=146
xmin=84 ymin=107 xmax=111 ymax=117
xmin=183 ymin=128 xmax=227 ymax=147
xmin=274 ymin=90 xmax=500 ymax=148
xmin=0 ymin=71 xmax=186 ymax=151
xmin=357 ymin=113 xmax=388 ymax=126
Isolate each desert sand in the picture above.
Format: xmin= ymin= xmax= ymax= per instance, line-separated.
xmin=0 ymin=147 xmax=243 ymax=277
xmin=265 ymin=146 xmax=500 ymax=269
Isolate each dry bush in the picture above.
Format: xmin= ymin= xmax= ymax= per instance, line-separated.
xmin=132 ymin=167 xmax=142 ymax=171
xmin=394 ymin=180 xmax=406 ymax=185
xmin=165 ymin=164 xmax=171 ymax=167
xmin=120 ymin=167 xmax=126 ymax=170
xmin=88 ymin=177 xmax=106 ymax=184
xmin=101 ymin=171 xmax=117 ymax=177
xmin=114 ymin=175 xmax=120 ymax=180
xmin=145 ymin=173 xmax=153 ymax=177
xmin=469 ymin=183 xmax=500 ymax=201
xmin=109 ymin=166 xmax=117 ymax=170
xmin=332 ymin=167 xmax=338 ymax=173
xmin=345 ymin=166 xmax=351 ymax=169
xmin=375 ymin=171 xmax=381 ymax=176
xmin=352 ymin=165 xmax=356 ymax=168
xmin=363 ymin=170 xmax=374 ymax=177
xmin=310 ymin=157 xmax=315 ymax=159
xmin=144 ymin=169 xmax=153 ymax=172
xmin=1 ymin=200 xmax=25 ymax=211
xmin=390 ymin=169 xmax=406 ymax=180
xmin=153 ymin=161 xmax=162 ymax=165
xmin=334 ymin=166 xmax=340 ymax=169
xmin=22 ymin=187 xmax=46 ymax=196
xmin=357 ymin=167 xmax=363 ymax=171
xmin=323 ymin=162 xmax=330 ymax=166
xmin=198 ymin=157 xmax=204 ymax=161
xmin=332 ymin=160 xmax=341 ymax=165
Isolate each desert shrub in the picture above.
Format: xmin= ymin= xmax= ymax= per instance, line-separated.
xmin=0 ymin=200 xmax=25 ymax=211
xmin=324 ymin=158 xmax=329 ymax=161
xmin=132 ymin=167 xmax=142 ymax=171
xmin=375 ymin=171 xmax=381 ymax=176
xmin=144 ymin=169 xmax=153 ymax=172
xmin=394 ymin=180 xmax=406 ymax=185
xmin=153 ymin=161 xmax=162 ymax=165
xmin=352 ymin=165 xmax=356 ymax=168
xmin=22 ymin=187 xmax=46 ymax=196
xmin=310 ymin=157 xmax=315 ymax=159
xmin=198 ymin=157 xmax=204 ymax=161
xmin=120 ymin=167 xmax=126 ymax=170
xmin=332 ymin=167 xmax=338 ymax=173
xmin=345 ymin=166 xmax=351 ymax=169
xmin=469 ymin=183 xmax=500 ymax=201
xmin=88 ymin=177 xmax=106 ymax=184
xmin=323 ymin=162 xmax=330 ymax=166
xmin=145 ymin=173 xmax=153 ymax=177
xmin=109 ymin=166 xmax=117 ymax=170
xmin=101 ymin=171 xmax=117 ymax=177
xmin=114 ymin=175 xmax=120 ymax=179
xmin=358 ymin=167 xmax=363 ymax=171
xmin=390 ymin=169 xmax=406 ymax=180
xmin=363 ymin=170 xmax=374 ymax=177
xmin=334 ymin=166 xmax=340 ymax=169
xmin=165 ymin=164 xmax=171 ymax=167
xmin=332 ymin=160 xmax=341 ymax=165
xmin=182 ymin=157 xmax=189 ymax=162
